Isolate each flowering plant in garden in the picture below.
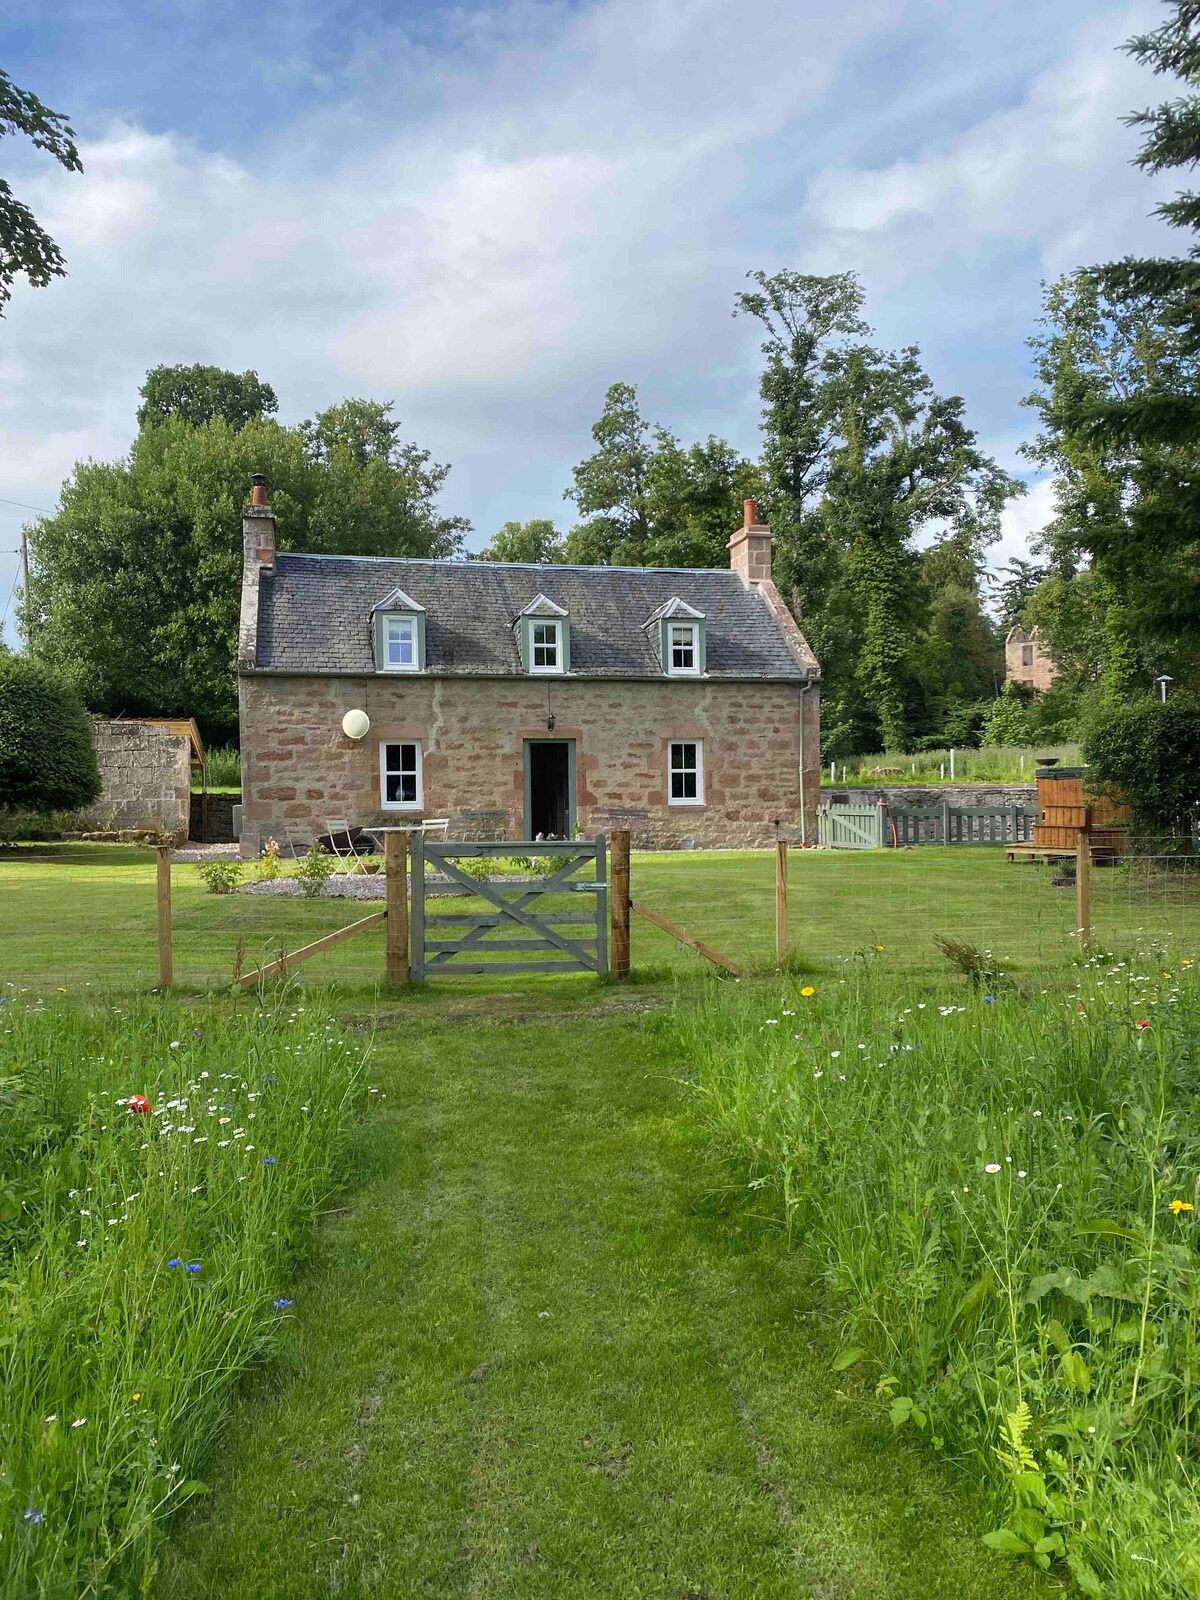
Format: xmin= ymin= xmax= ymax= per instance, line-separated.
xmin=253 ymin=837 xmax=282 ymax=881
xmin=295 ymin=841 xmax=336 ymax=898
xmin=0 ymin=997 xmax=365 ymax=1596
xmin=673 ymin=953 xmax=1200 ymax=1597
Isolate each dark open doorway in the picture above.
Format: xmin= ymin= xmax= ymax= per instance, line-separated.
xmin=524 ymin=740 xmax=574 ymax=839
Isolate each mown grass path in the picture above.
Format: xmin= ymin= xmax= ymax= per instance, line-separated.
xmin=156 ymin=1003 xmax=1045 ymax=1599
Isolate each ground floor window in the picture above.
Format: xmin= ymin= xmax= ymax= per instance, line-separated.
xmin=668 ymin=740 xmax=703 ymax=805
xmin=380 ymin=741 xmax=423 ymax=808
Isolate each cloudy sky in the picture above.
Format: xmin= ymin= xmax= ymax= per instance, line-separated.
xmin=0 ymin=0 xmax=1180 ymax=643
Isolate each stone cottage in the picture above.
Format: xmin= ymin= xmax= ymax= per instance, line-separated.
xmin=237 ymin=477 xmax=820 ymax=854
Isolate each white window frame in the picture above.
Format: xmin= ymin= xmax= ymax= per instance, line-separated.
xmin=668 ymin=621 xmax=700 ymax=676
xmin=529 ymin=618 xmax=563 ymax=675
xmin=379 ymin=740 xmax=423 ymax=810
xmin=668 ymin=740 xmax=704 ymax=806
xmin=382 ymin=614 xmax=419 ymax=673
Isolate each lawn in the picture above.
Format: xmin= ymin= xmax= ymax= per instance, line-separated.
xmin=3 ymin=842 xmax=1197 ymax=995
xmin=153 ymin=1000 xmax=1045 ymax=1600
xmin=3 ymin=842 xmax=1197 ymax=1597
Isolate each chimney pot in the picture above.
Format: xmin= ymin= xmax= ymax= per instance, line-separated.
xmin=744 ymin=497 xmax=757 ymax=528
xmin=250 ymin=473 xmax=268 ymax=507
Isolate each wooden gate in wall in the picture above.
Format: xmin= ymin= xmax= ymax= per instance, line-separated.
xmin=411 ymin=836 xmax=608 ymax=979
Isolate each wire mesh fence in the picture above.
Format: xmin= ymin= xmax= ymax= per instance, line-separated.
xmin=1 ymin=838 xmax=1197 ymax=996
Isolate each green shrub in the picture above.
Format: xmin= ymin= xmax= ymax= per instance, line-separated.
xmin=671 ymin=960 xmax=1200 ymax=1596
xmin=0 ymin=656 xmax=101 ymax=811
xmin=1083 ymin=694 xmax=1200 ymax=839
xmin=0 ymin=998 xmax=363 ymax=1596
xmin=252 ymin=837 xmax=281 ymax=880
xmin=295 ymin=840 xmax=336 ymax=897
xmin=980 ymin=687 xmax=1036 ymax=748
xmin=197 ymin=857 xmax=242 ymax=894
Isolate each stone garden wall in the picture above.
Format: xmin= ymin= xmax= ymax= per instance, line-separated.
xmin=81 ymin=720 xmax=192 ymax=843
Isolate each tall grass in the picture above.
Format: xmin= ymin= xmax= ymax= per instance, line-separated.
xmin=668 ymin=951 xmax=1200 ymax=1596
xmin=0 ymin=991 xmax=365 ymax=1597
xmin=828 ymin=743 xmax=1081 ymax=785
xmin=201 ymin=748 xmax=241 ymax=789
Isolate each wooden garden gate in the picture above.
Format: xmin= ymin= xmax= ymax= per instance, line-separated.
xmin=411 ymin=835 xmax=608 ymax=979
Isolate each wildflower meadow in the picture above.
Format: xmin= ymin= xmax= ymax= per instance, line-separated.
xmin=0 ymin=994 xmax=366 ymax=1598
xmin=669 ymin=951 xmax=1200 ymax=1597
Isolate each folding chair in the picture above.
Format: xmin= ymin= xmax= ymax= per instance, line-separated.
xmin=323 ymin=819 xmax=362 ymax=871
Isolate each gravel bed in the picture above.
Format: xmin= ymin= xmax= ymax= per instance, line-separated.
xmin=173 ymin=844 xmax=240 ymax=862
xmin=238 ymin=872 xmax=504 ymax=899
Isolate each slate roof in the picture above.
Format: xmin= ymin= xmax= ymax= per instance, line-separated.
xmin=251 ymin=553 xmax=815 ymax=680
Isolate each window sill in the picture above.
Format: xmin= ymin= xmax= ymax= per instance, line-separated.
xmin=668 ymin=799 xmax=705 ymax=808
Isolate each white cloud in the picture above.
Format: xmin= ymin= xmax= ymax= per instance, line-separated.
xmin=0 ymin=0 xmax=1180 ymax=644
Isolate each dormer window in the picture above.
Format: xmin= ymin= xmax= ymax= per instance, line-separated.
xmin=644 ymin=597 xmax=706 ymax=677
xmin=670 ymin=622 xmax=699 ymax=674
xmin=516 ymin=594 xmax=570 ymax=675
xmin=531 ymin=619 xmax=562 ymax=673
xmin=371 ymin=586 xmax=426 ymax=673
xmin=385 ymin=615 xmax=417 ymax=669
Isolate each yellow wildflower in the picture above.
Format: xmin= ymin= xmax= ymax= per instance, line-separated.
xmin=1169 ymin=1200 xmax=1194 ymax=1216
xmin=874 ymin=945 xmax=885 ymax=953
xmin=131 ymin=1392 xmax=142 ymax=1402
xmin=800 ymin=986 xmax=816 ymax=998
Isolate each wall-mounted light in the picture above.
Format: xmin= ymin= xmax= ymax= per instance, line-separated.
xmin=342 ymin=709 xmax=371 ymax=740
xmin=546 ymin=683 xmax=555 ymax=733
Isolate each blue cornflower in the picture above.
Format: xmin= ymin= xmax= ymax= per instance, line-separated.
xmin=184 ymin=1262 xmax=202 ymax=1274
xmin=273 ymin=1297 xmax=293 ymax=1309
xmin=262 ymin=1156 xmax=276 ymax=1166
xmin=23 ymin=1508 xmax=44 ymax=1525
xmin=166 ymin=1258 xmax=183 ymax=1268
xmin=266 ymin=1075 xmax=277 ymax=1085
xmin=982 ymin=995 xmax=995 ymax=1003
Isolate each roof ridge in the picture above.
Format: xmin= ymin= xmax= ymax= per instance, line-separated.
xmin=274 ymin=550 xmax=741 ymax=578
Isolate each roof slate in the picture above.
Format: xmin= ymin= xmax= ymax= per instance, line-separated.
xmin=252 ymin=553 xmax=814 ymax=680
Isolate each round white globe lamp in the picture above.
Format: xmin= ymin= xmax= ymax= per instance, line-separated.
xmin=342 ymin=709 xmax=370 ymax=741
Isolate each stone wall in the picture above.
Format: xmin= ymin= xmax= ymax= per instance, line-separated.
xmin=189 ymin=791 xmax=241 ymax=843
xmin=238 ymin=674 xmax=821 ymax=855
xmin=83 ymin=720 xmax=192 ymax=842
xmin=821 ymin=782 xmax=1037 ymax=811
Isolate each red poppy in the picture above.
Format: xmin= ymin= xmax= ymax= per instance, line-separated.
xmin=127 ymin=1094 xmax=152 ymax=1114
xmin=1135 ymin=1019 xmax=1150 ymax=1031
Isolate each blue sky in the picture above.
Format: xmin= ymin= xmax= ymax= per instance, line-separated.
xmin=0 ymin=0 xmax=1178 ymax=642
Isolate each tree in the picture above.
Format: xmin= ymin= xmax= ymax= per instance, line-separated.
xmin=136 ymin=364 xmax=278 ymax=431
xmin=26 ymin=379 xmax=470 ymax=742
xmin=1022 ymin=271 xmax=1189 ymax=694
xmin=479 ymin=520 xmax=564 ymax=563
xmin=564 ymin=383 xmax=653 ymax=563
xmin=0 ymin=69 xmax=82 ymax=314
xmin=564 ymin=383 xmax=761 ymax=567
xmin=1050 ymin=6 xmax=1200 ymax=669
xmin=737 ymin=271 xmax=1020 ymax=752
xmin=0 ymin=654 xmax=100 ymax=811
xmin=1084 ymin=693 xmax=1200 ymax=838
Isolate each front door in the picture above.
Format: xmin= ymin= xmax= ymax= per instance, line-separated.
xmin=524 ymin=739 xmax=574 ymax=839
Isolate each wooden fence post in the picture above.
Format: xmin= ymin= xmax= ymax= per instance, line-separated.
xmin=1076 ymin=821 xmax=1092 ymax=948
xmin=156 ymin=845 xmax=173 ymax=988
xmin=775 ymin=839 xmax=788 ymax=966
xmin=385 ymin=831 xmax=409 ymax=984
xmin=611 ymin=830 xmax=631 ymax=980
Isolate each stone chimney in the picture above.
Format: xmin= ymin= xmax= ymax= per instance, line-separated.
xmin=243 ymin=472 xmax=275 ymax=571
xmin=727 ymin=497 xmax=772 ymax=586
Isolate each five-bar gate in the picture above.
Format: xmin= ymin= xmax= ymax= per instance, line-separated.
xmin=411 ymin=835 xmax=608 ymax=978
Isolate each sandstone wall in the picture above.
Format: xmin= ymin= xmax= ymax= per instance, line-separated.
xmin=82 ymin=721 xmax=192 ymax=842
xmin=238 ymin=674 xmax=820 ymax=855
